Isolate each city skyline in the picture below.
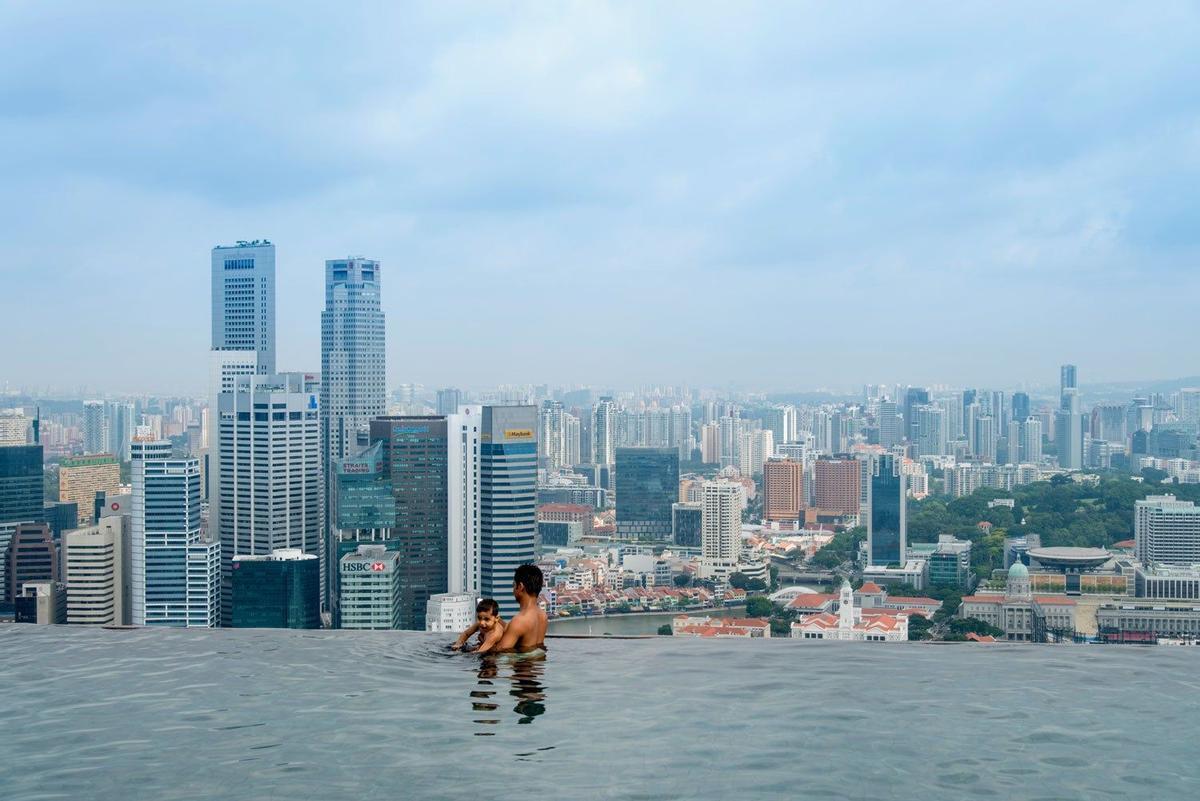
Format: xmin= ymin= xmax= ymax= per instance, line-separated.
xmin=3 ymin=4 xmax=1200 ymax=393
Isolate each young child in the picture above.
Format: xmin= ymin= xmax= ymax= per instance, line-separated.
xmin=450 ymin=599 xmax=506 ymax=653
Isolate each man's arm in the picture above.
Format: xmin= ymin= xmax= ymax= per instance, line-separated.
xmin=451 ymin=621 xmax=479 ymax=650
xmin=495 ymin=615 xmax=529 ymax=652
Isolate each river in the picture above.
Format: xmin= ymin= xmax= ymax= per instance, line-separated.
xmin=548 ymin=606 xmax=748 ymax=636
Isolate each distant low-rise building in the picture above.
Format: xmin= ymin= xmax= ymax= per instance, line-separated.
xmin=791 ymin=581 xmax=908 ymax=641
xmin=958 ymin=563 xmax=1076 ymax=641
xmin=426 ymin=592 xmax=476 ymax=633
xmin=672 ymin=614 xmax=770 ymax=638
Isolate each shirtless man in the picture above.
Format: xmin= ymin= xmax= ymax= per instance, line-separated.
xmin=494 ymin=564 xmax=548 ymax=653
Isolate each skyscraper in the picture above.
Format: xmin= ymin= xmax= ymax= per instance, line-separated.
xmin=591 ymin=397 xmax=616 ymax=466
xmin=4 ymin=522 xmax=57 ymax=605
xmin=479 ymin=406 xmax=537 ymax=618
xmin=339 ymin=544 xmax=402 ymax=629
xmin=59 ymin=454 xmax=120 ymax=525
xmin=0 ymin=442 xmax=43 ymax=600
xmin=217 ymin=373 xmax=323 ymax=625
xmin=1011 ymin=392 xmax=1030 ymax=423
xmin=82 ymin=400 xmax=108 ymax=454
xmin=1057 ymin=387 xmax=1083 ymax=470
xmin=369 ymin=415 xmax=454 ymax=629
xmin=436 ymin=388 xmax=463 ymax=416
xmin=903 ymin=387 xmax=930 ymax=442
xmin=878 ymin=400 xmax=900 ymax=449
xmin=64 ymin=516 xmax=131 ymax=626
xmin=1060 ymin=364 xmax=1077 ymax=400
xmin=699 ymin=480 xmax=742 ymax=583
xmin=614 ymin=447 xmax=679 ymax=541
xmin=321 ymin=256 xmax=386 ymax=611
xmin=812 ymin=458 xmax=861 ymax=517
xmin=1134 ymin=495 xmax=1200 ymax=566
xmin=914 ymin=405 xmax=947 ymax=457
xmin=974 ymin=416 xmax=996 ymax=462
xmin=131 ymin=439 xmax=219 ymax=627
xmin=211 ymin=240 xmax=276 ymax=373
xmin=231 ymin=549 xmax=320 ymax=629
xmin=867 ymin=454 xmax=906 ymax=567
xmin=1021 ymin=417 xmax=1043 ymax=464
xmin=762 ymin=458 xmax=804 ymax=522
xmin=321 ymin=256 xmax=387 ymax=466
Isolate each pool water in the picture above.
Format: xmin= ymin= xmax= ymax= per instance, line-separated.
xmin=2 ymin=625 xmax=1198 ymax=800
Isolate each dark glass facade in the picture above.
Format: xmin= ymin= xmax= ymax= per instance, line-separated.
xmin=5 ymin=522 xmax=57 ymax=604
xmin=370 ymin=417 xmax=450 ymax=630
xmin=44 ymin=502 xmax=78 ymax=540
xmin=615 ymin=447 xmax=679 ymax=541
xmin=231 ymin=556 xmax=320 ymax=629
xmin=538 ymin=521 xmax=573 ymax=547
xmin=672 ymin=503 xmax=702 ymax=548
xmin=480 ymin=406 xmax=538 ymax=619
xmin=0 ymin=444 xmax=44 ymax=526
xmin=868 ymin=455 xmax=905 ymax=566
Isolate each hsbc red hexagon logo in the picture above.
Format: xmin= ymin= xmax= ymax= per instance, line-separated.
xmin=370 ymin=562 xmax=386 ymax=572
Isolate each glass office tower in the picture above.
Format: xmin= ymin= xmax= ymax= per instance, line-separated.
xmin=868 ymin=454 xmax=906 ymax=567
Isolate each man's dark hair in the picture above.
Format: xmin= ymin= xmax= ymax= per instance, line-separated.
xmin=514 ymin=564 xmax=543 ymax=597
xmin=476 ymin=598 xmax=499 ymax=616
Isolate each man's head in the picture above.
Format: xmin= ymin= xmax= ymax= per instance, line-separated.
xmin=476 ymin=598 xmax=500 ymax=630
xmin=513 ymin=564 xmax=543 ymax=601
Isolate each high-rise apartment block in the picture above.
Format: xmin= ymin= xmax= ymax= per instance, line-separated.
xmin=699 ymin=481 xmax=742 ymax=583
xmin=762 ymin=458 xmax=804 ymax=522
xmin=812 ymin=458 xmax=861 ymax=517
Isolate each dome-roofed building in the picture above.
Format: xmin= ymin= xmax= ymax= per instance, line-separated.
xmin=958 ymin=562 xmax=1076 ymax=642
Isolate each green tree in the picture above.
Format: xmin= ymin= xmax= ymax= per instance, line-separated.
xmin=728 ymin=572 xmax=750 ymax=590
xmin=908 ymin=615 xmax=933 ymax=641
xmin=673 ymin=574 xmax=690 ymax=587
xmin=657 ymin=624 xmax=672 ymax=636
xmin=745 ymin=596 xmax=773 ymax=618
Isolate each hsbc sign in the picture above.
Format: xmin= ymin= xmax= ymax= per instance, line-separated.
xmin=344 ymin=560 xmax=390 ymax=573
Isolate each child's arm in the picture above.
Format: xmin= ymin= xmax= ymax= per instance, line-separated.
xmin=472 ymin=623 xmax=506 ymax=654
xmin=451 ymin=622 xmax=479 ymax=650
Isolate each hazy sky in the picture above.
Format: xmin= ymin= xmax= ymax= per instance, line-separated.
xmin=3 ymin=2 xmax=1199 ymax=396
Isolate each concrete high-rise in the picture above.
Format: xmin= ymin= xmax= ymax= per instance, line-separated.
xmin=878 ymin=401 xmax=901 ymax=449
xmin=479 ymin=406 xmax=537 ymax=618
xmin=699 ymin=481 xmax=742 ymax=583
xmin=762 ymin=458 xmax=804 ymax=522
xmin=812 ymin=458 xmax=861 ymax=517
xmin=867 ymin=455 xmax=906 ymax=567
xmin=1021 ymin=417 xmax=1043 ymax=464
xmin=591 ymin=397 xmax=616 ymax=466
xmin=64 ymin=516 xmax=131 ymax=625
xmin=1134 ymin=495 xmax=1200 ymax=566
xmin=339 ymin=544 xmax=402 ymax=629
xmin=211 ymin=240 xmax=276 ymax=372
xmin=614 ymin=447 xmax=679 ymax=541
xmin=436 ymin=388 xmax=463 ymax=416
xmin=914 ymin=405 xmax=947 ymax=457
xmin=131 ymin=439 xmax=219 ymax=627
xmin=59 ymin=454 xmax=120 ymax=525
xmin=974 ymin=416 xmax=996 ymax=462
xmin=217 ymin=373 xmax=323 ymax=625
xmin=82 ymin=400 xmax=108 ymax=454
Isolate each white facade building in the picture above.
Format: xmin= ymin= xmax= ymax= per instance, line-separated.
xmin=64 ymin=516 xmax=131 ymax=626
xmin=426 ymin=592 xmax=476 ymax=633
xmin=791 ymin=580 xmax=909 ymax=641
xmin=1135 ymin=495 xmax=1200 ymax=566
xmin=699 ymin=480 xmax=743 ymax=582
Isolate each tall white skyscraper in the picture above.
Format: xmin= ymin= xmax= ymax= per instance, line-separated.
xmin=914 ymin=405 xmax=947 ymax=457
xmin=699 ymin=480 xmax=743 ymax=583
xmin=1006 ymin=419 xmax=1023 ymax=465
xmin=216 ymin=373 xmax=323 ymax=625
xmin=974 ymin=416 xmax=996 ymax=462
xmin=211 ymin=241 xmax=276 ymax=373
xmin=130 ymin=438 xmax=219 ymax=627
xmin=591 ymin=397 xmax=616 ymax=466
xmin=1134 ymin=495 xmax=1200 ymax=566
xmin=1022 ymin=417 xmax=1043 ymax=464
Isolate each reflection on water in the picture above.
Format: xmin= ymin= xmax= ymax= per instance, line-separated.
xmin=470 ymin=652 xmax=548 ymax=734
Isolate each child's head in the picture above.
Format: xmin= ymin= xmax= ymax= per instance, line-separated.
xmin=476 ymin=598 xmax=500 ymax=630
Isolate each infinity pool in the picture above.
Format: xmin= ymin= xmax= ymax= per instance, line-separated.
xmin=2 ymin=625 xmax=1198 ymax=800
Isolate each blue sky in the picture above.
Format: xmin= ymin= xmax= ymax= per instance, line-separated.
xmin=2 ymin=2 xmax=1199 ymax=395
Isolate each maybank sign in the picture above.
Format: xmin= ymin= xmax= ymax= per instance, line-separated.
xmin=504 ymin=429 xmax=534 ymax=441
